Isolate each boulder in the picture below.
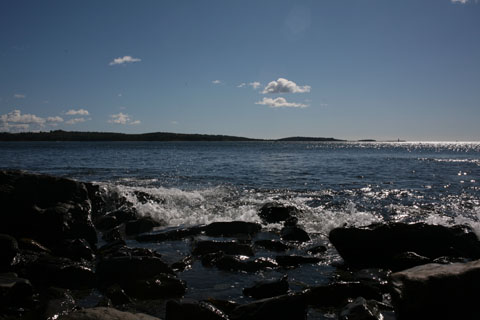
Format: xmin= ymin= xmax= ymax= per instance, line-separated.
xmin=166 ymin=299 xmax=229 ymax=320
xmin=307 ymin=245 xmax=327 ymax=255
xmin=94 ymin=215 xmax=119 ymax=231
xmin=192 ymin=240 xmax=254 ymax=256
xmin=0 ymin=170 xmax=97 ymax=247
xmin=258 ymin=203 xmax=299 ymax=224
xmin=123 ymin=274 xmax=186 ymax=300
xmin=0 ymin=234 xmax=19 ymax=270
xmin=254 ymin=240 xmax=292 ymax=252
xmin=230 ymin=293 xmax=307 ymax=320
xmin=391 ymin=259 xmax=480 ymax=319
xmin=53 ymin=238 xmax=96 ymax=261
xmin=136 ymin=226 xmax=204 ymax=242
xmin=0 ymin=273 xmax=33 ymax=307
xmin=58 ymin=307 xmax=161 ymax=320
xmin=104 ymin=284 xmax=131 ymax=306
xmin=280 ymin=226 xmax=310 ymax=242
xmin=275 ymin=255 xmax=320 ymax=268
xmin=171 ymin=255 xmax=194 ymax=272
xmin=125 ymin=217 xmax=162 ymax=236
xmin=202 ymin=253 xmax=278 ymax=273
xmin=339 ymin=297 xmax=383 ymax=320
xmin=243 ymin=275 xmax=289 ymax=299
xmin=43 ymin=288 xmax=77 ymax=320
xmin=17 ymin=238 xmax=51 ymax=254
xmin=329 ymin=223 xmax=480 ymax=268
xmin=203 ymin=221 xmax=262 ymax=237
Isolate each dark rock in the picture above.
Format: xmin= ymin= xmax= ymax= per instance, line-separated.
xmin=123 ymin=274 xmax=186 ymax=300
xmin=43 ymin=287 xmax=77 ymax=320
xmin=97 ymin=256 xmax=174 ymax=286
xmin=0 ymin=234 xmax=19 ymax=270
xmin=53 ymin=238 xmax=96 ymax=261
xmin=105 ymin=284 xmax=132 ymax=306
xmin=17 ymin=238 xmax=51 ymax=254
xmin=230 ymin=293 xmax=307 ymax=320
xmin=391 ymin=259 xmax=480 ymax=320
xmin=329 ymin=222 xmax=480 ymax=268
xmin=307 ymin=245 xmax=328 ymax=255
xmin=305 ymin=281 xmax=383 ymax=307
xmin=390 ymin=251 xmax=431 ymax=271
xmin=192 ymin=240 xmax=254 ymax=256
xmin=136 ymin=226 xmax=204 ymax=242
xmin=85 ymin=182 xmax=107 ymax=218
xmin=275 ymin=255 xmax=320 ymax=268
xmin=58 ymin=307 xmax=161 ymax=320
xmin=203 ymin=298 xmax=240 ymax=315
xmin=166 ymin=299 xmax=229 ymax=320
xmin=254 ymin=240 xmax=292 ymax=252
xmin=171 ymin=255 xmax=194 ymax=272
xmin=203 ymin=221 xmax=262 ymax=237
xmin=243 ymin=275 xmax=289 ymax=299
xmin=339 ymin=297 xmax=382 ymax=320
xmin=0 ymin=273 xmax=33 ymax=307
xmin=26 ymin=255 xmax=96 ymax=289
xmin=203 ymin=253 xmax=278 ymax=273
xmin=110 ymin=209 xmax=138 ymax=224
xmin=258 ymin=203 xmax=299 ymax=224
xmin=280 ymin=226 xmax=310 ymax=242
xmin=0 ymin=170 xmax=97 ymax=247
xmin=95 ymin=215 xmax=120 ymax=231
xmin=283 ymin=216 xmax=298 ymax=227
xmin=125 ymin=217 xmax=162 ymax=236
xmin=134 ymin=190 xmax=165 ymax=205
xmin=102 ymin=226 xmax=125 ymax=243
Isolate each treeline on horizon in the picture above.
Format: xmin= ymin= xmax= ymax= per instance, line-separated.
xmin=0 ymin=130 xmax=347 ymax=142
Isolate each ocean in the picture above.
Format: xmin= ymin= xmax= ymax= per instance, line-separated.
xmin=1 ymin=140 xmax=479 ymax=305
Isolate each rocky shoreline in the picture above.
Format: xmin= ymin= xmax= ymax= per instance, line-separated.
xmin=1 ymin=170 xmax=480 ymax=319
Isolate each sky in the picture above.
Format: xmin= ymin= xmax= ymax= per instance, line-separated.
xmin=1 ymin=0 xmax=479 ymax=141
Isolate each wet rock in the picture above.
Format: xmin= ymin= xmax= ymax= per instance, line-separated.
xmin=390 ymin=251 xmax=431 ymax=271
xmin=0 ymin=273 xmax=33 ymax=307
xmin=43 ymin=288 xmax=77 ymax=320
xmin=166 ymin=299 xmax=229 ymax=320
xmin=204 ymin=298 xmax=240 ymax=315
xmin=329 ymin=222 xmax=480 ymax=269
xmin=230 ymin=293 xmax=307 ymax=320
xmin=254 ymin=240 xmax=292 ymax=252
xmin=110 ymin=208 xmax=137 ymax=224
xmin=258 ymin=203 xmax=299 ymax=224
xmin=58 ymin=307 xmax=161 ymax=320
xmin=125 ymin=217 xmax=162 ymax=236
xmin=136 ymin=226 xmax=204 ymax=242
xmin=53 ymin=238 xmax=96 ymax=261
xmin=27 ymin=255 xmax=96 ymax=289
xmin=305 ymin=281 xmax=382 ymax=308
xmin=391 ymin=259 xmax=480 ymax=319
xmin=0 ymin=170 xmax=97 ymax=247
xmin=97 ymin=256 xmax=174 ymax=286
xmin=171 ymin=255 xmax=194 ymax=272
xmin=105 ymin=284 xmax=131 ymax=306
xmin=307 ymin=245 xmax=328 ymax=255
xmin=192 ymin=240 xmax=254 ymax=256
xmin=0 ymin=234 xmax=19 ymax=270
xmin=280 ymin=226 xmax=310 ymax=242
xmin=275 ymin=255 xmax=320 ymax=268
xmin=101 ymin=226 xmax=125 ymax=243
xmin=339 ymin=297 xmax=382 ymax=320
xmin=123 ymin=274 xmax=186 ymax=300
xmin=283 ymin=216 xmax=298 ymax=227
xmin=203 ymin=253 xmax=278 ymax=273
xmin=17 ymin=238 xmax=51 ymax=254
xmin=98 ymin=243 xmax=161 ymax=260
xmin=243 ymin=275 xmax=289 ymax=299
xmin=203 ymin=221 xmax=262 ymax=237
xmin=94 ymin=215 xmax=119 ymax=231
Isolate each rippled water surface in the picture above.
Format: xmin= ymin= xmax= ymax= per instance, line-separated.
xmin=1 ymin=141 xmax=479 ymax=234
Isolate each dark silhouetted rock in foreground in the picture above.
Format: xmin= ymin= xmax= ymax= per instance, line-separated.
xmin=136 ymin=226 xmax=204 ymax=242
xmin=58 ymin=307 xmax=161 ymax=320
xmin=166 ymin=299 xmax=229 ymax=320
xmin=280 ymin=226 xmax=310 ymax=242
xmin=203 ymin=221 xmax=262 ymax=237
xmin=258 ymin=203 xmax=299 ymax=224
xmin=0 ymin=273 xmax=33 ymax=308
xmin=391 ymin=259 xmax=480 ymax=320
xmin=254 ymin=239 xmax=292 ymax=252
xmin=305 ymin=281 xmax=382 ymax=308
xmin=339 ymin=297 xmax=383 ymax=320
xmin=0 ymin=234 xmax=19 ymax=270
xmin=329 ymin=222 xmax=480 ymax=269
xmin=192 ymin=240 xmax=254 ymax=256
xmin=125 ymin=217 xmax=162 ymax=236
xmin=230 ymin=293 xmax=307 ymax=320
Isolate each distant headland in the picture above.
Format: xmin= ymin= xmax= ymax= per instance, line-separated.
xmin=0 ymin=130 xmax=346 ymax=142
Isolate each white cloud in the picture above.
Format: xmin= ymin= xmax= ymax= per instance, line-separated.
xmin=14 ymin=94 xmax=25 ymax=99
xmin=249 ymin=82 xmax=261 ymax=90
xmin=66 ymin=109 xmax=89 ymax=116
xmin=451 ymin=0 xmax=468 ymax=3
xmin=171 ymin=120 xmax=179 ymax=125
xmin=109 ymin=55 xmax=141 ymax=66
xmin=255 ymin=97 xmax=308 ymax=108
xmin=212 ymin=80 xmax=221 ymax=84
xmin=65 ymin=117 xmax=86 ymax=125
xmin=0 ymin=109 xmax=46 ymax=132
xmin=108 ymin=112 xmax=139 ymax=125
xmin=46 ymin=116 xmax=64 ymax=123
xmin=262 ymin=78 xmax=311 ymax=94
xmin=237 ymin=83 xmax=246 ymax=88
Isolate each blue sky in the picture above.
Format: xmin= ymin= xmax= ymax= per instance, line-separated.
xmin=1 ymin=0 xmax=479 ymax=140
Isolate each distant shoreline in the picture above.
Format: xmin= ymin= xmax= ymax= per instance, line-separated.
xmin=0 ymin=130 xmax=348 ymax=142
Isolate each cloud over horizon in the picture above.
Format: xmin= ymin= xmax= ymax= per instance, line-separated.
xmin=212 ymin=80 xmax=221 ymax=84
xmin=65 ymin=117 xmax=86 ymax=125
xmin=451 ymin=0 xmax=468 ymax=3
xmin=108 ymin=112 xmax=140 ymax=125
xmin=262 ymin=78 xmax=311 ymax=94
xmin=14 ymin=94 xmax=25 ymax=99
xmin=66 ymin=109 xmax=89 ymax=116
xmin=255 ymin=97 xmax=308 ymax=108
xmin=109 ymin=56 xmax=141 ymax=66
xmin=0 ymin=109 xmax=63 ymax=132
